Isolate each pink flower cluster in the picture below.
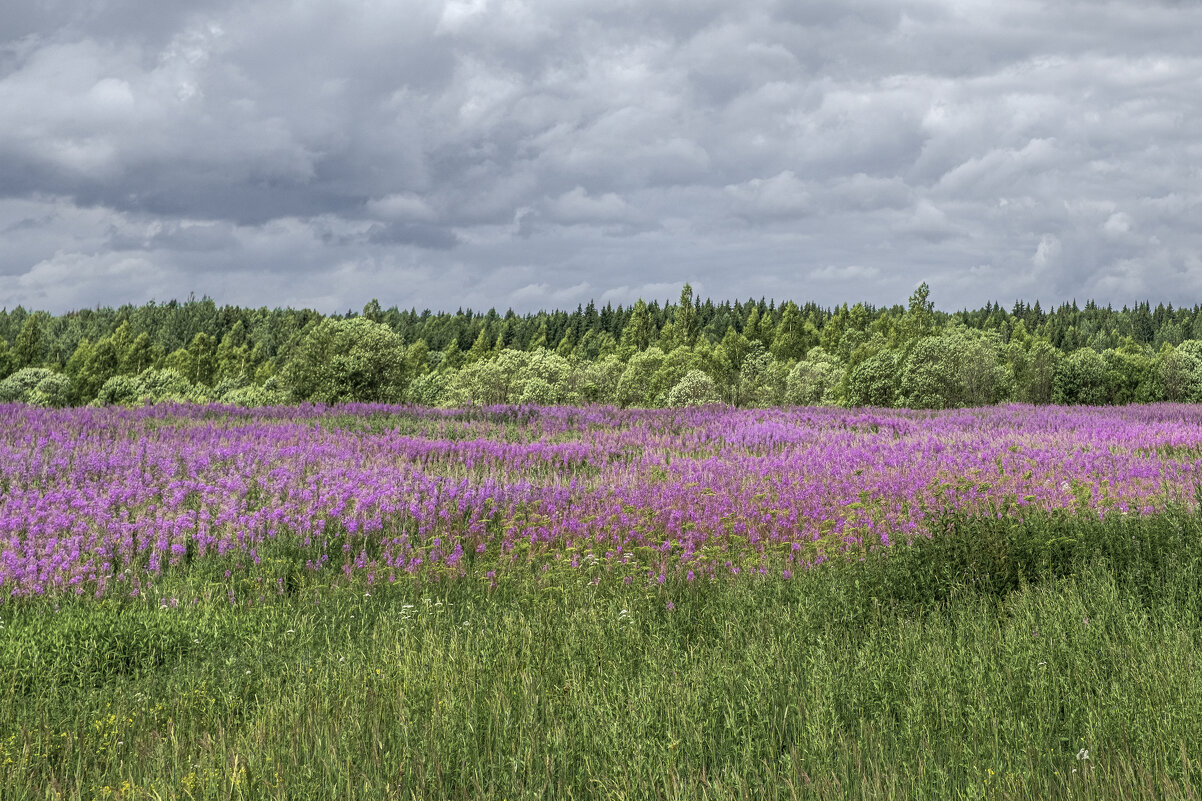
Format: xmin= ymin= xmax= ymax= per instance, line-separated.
xmin=3 ymin=402 xmax=1202 ymax=598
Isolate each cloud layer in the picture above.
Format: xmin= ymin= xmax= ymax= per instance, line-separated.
xmin=2 ymin=0 xmax=1200 ymax=313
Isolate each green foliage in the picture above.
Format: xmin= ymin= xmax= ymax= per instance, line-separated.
xmin=1103 ymin=343 xmax=1159 ymax=404
xmin=843 ymin=349 xmax=899 ymax=407
xmin=785 ymin=347 xmax=844 ymax=405
xmin=1158 ymin=340 xmax=1202 ymax=402
xmin=12 ymin=315 xmax=44 ymax=369
xmin=406 ymin=370 xmax=449 ymax=406
xmin=136 ymin=368 xmax=199 ymax=404
xmin=0 ymin=367 xmax=73 ymax=407
xmin=615 ymin=346 xmax=666 ymax=407
xmin=444 ymin=347 xmax=575 ymax=406
xmin=675 ymin=282 xmax=697 ymax=348
xmin=95 ymin=375 xmax=143 ymax=406
xmin=0 ymin=338 xmax=12 ymax=381
xmin=770 ymin=300 xmax=816 ymax=362
xmin=7 ymin=509 xmax=1202 ymax=799
xmin=6 ymin=285 xmax=1202 ymax=409
xmin=214 ymin=322 xmax=252 ymax=382
xmin=516 ymin=377 xmax=557 ymax=405
xmin=666 ymin=369 xmax=721 ymax=406
xmin=898 ymin=327 xmax=1009 ymax=409
xmin=442 ymin=349 xmax=529 ymax=406
xmin=895 ymin=281 xmax=936 ymax=345
xmin=650 ymin=346 xmax=707 ymax=405
xmin=618 ymin=299 xmax=656 ymax=358
xmin=281 ymin=317 xmax=408 ymax=404
xmin=1053 ymin=348 xmax=1108 ymax=405
xmin=734 ymin=342 xmax=784 ymax=407
xmin=1008 ymin=336 xmax=1061 ymax=404
xmin=463 ymin=327 xmax=493 ymax=365
xmin=219 ymin=383 xmax=286 ymax=407
xmin=122 ymin=332 xmax=157 ymax=375
xmin=516 ymin=349 xmax=576 ymax=404
xmin=578 ymin=355 xmax=624 ymax=404
xmin=67 ymin=337 xmax=122 ymax=404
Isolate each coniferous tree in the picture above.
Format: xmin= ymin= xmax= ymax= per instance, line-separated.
xmin=0 ymin=338 xmax=13 ymax=380
xmin=618 ymin=300 xmax=655 ymax=358
xmin=676 ymin=283 xmax=697 ymax=348
xmin=13 ymin=316 xmax=43 ymax=369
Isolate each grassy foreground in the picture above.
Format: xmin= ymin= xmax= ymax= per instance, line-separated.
xmin=4 ymin=510 xmax=1202 ymax=800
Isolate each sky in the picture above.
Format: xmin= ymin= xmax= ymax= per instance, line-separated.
xmin=1 ymin=0 xmax=1200 ymax=315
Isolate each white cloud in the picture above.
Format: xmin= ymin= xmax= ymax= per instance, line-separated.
xmin=725 ymin=171 xmax=812 ymax=220
xmin=809 ymin=264 xmax=881 ymax=282
xmin=1032 ymin=234 xmax=1061 ymax=268
xmin=366 ymin=194 xmax=438 ymax=223
xmin=1 ymin=0 xmax=1202 ymax=312
xmin=1102 ymin=211 xmax=1133 ymax=237
xmin=545 ymin=187 xmax=637 ymax=225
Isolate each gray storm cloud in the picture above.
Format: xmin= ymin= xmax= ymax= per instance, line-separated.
xmin=1 ymin=0 xmax=1200 ymax=313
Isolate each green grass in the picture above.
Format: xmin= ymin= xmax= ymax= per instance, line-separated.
xmin=5 ymin=511 xmax=1202 ymax=800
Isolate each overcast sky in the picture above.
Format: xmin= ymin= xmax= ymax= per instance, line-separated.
xmin=1 ymin=0 xmax=1199 ymax=315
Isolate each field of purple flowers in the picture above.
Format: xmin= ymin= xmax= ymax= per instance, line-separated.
xmin=5 ymin=401 xmax=1202 ymax=600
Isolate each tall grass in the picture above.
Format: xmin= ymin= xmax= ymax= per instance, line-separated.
xmin=4 ymin=508 xmax=1202 ymax=800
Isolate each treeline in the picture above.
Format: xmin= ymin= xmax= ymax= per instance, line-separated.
xmin=3 ymin=284 xmax=1202 ymax=409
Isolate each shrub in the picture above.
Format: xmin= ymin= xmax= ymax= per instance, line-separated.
xmin=667 ymin=370 xmax=720 ymax=406
xmin=0 ymin=367 xmax=73 ymax=407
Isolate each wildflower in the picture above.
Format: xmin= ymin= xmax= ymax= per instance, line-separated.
xmin=665 ymin=601 xmax=675 ymax=611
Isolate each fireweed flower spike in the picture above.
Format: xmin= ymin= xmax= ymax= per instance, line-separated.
xmin=1 ymin=403 xmax=1202 ymax=597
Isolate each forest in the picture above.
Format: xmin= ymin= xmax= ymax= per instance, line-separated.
xmin=2 ymin=283 xmax=1201 ymax=409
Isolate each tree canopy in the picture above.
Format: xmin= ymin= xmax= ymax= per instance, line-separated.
xmin=1 ymin=289 xmax=1200 ymax=410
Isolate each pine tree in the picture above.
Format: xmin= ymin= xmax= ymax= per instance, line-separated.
xmin=122 ymin=332 xmax=157 ymax=375
xmin=676 ymin=283 xmax=697 ymax=348
xmin=0 ymin=338 xmax=13 ymax=380
xmin=465 ymin=328 xmax=492 ymax=364
xmin=619 ymin=300 xmax=655 ymax=357
xmin=13 ymin=316 xmax=43 ymax=369
xmin=771 ymin=301 xmax=811 ymax=362
xmin=531 ymin=319 xmax=549 ymax=350
xmin=185 ymin=332 xmax=218 ymax=386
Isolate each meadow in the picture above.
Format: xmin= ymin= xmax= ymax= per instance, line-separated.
xmin=4 ymin=403 xmax=1202 ymax=799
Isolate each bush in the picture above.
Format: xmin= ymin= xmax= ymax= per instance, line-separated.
xmin=616 ymin=348 xmax=666 ymax=407
xmin=281 ymin=318 xmax=408 ymax=404
xmin=785 ymin=348 xmax=844 ymax=406
xmin=136 ymin=368 xmax=196 ymax=404
xmin=1052 ymin=348 xmax=1108 ymax=405
xmin=220 ymin=385 xmax=278 ymax=407
xmin=516 ymin=377 xmax=558 ymax=406
xmin=843 ymin=350 xmax=899 ymax=407
xmin=667 ymin=370 xmax=720 ymax=406
xmin=406 ymin=372 xmax=448 ymax=406
xmin=0 ymin=367 xmax=73 ymax=407
xmin=578 ymin=356 xmax=624 ymax=405
xmin=96 ymin=375 xmax=144 ymax=406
